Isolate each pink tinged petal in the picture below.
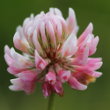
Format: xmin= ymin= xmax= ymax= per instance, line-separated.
xmin=79 ymin=34 xmax=94 ymax=48
xmin=75 ymin=66 xmax=102 ymax=78
xmin=35 ymin=12 xmax=45 ymax=20
xmin=16 ymin=71 xmax=37 ymax=94
xmin=75 ymin=58 xmax=103 ymax=73
xmin=89 ymin=36 xmax=99 ymax=55
xmin=4 ymin=46 xmax=14 ymax=66
xmin=9 ymin=75 xmax=35 ymax=94
xmin=26 ymin=15 xmax=35 ymax=38
xmin=23 ymin=15 xmax=34 ymax=30
xmin=7 ymin=67 xmax=26 ymax=75
xmin=87 ymin=58 xmax=103 ymax=70
xmin=91 ymin=71 xmax=102 ymax=77
xmin=90 ymin=62 xmax=103 ymax=70
xmin=67 ymin=8 xmax=78 ymax=34
xmin=24 ymin=25 xmax=33 ymax=37
xmin=42 ymin=82 xmax=52 ymax=97
xmin=23 ymin=17 xmax=35 ymax=40
xmin=53 ymin=80 xmax=64 ymax=96
xmin=45 ymin=72 xmax=56 ymax=84
xmin=56 ymin=20 xmax=62 ymax=41
xmin=61 ymin=33 xmax=77 ymax=57
xmin=46 ymin=21 xmax=56 ymax=48
xmin=4 ymin=46 xmax=31 ymax=75
xmin=85 ymin=71 xmax=102 ymax=78
xmin=9 ymin=78 xmax=23 ymax=91
xmin=49 ymin=8 xmax=62 ymax=16
xmin=13 ymin=27 xmax=30 ymax=53
xmin=9 ymin=48 xmax=33 ymax=69
xmin=54 ymin=8 xmax=62 ymax=16
xmin=68 ymin=77 xmax=87 ymax=90
xmin=58 ymin=70 xmax=71 ymax=83
xmin=78 ymin=23 xmax=93 ymax=44
xmin=39 ymin=22 xmax=48 ymax=48
xmin=4 ymin=53 xmax=13 ymax=66
xmin=58 ymin=17 xmax=68 ymax=36
xmin=23 ymin=14 xmax=34 ymax=27
xmin=49 ymin=16 xmax=62 ymax=41
xmin=17 ymin=70 xmax=37 ymax=81
xmin=35 ymin=50 xmax=47 ymax=70
xmin=4 ymin=45 xmax=11 ymax=55
xmin=7 ymin=67 xmax=18 ymax=74
xmin=73 ymin=46 xmax=89 ymax=65
xmin=88 ymin=58 xmax=102 ymax=64
xmin=32 ymin=30 xmax=44 ymax=56
xmin=4 ymin=46 xmax=33 ymax=69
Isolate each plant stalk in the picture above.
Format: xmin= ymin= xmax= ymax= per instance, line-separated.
xmin=47 ymin=93 xmax=55 ymax=110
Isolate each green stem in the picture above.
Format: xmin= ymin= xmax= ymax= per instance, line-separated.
xmin=47 ymin=94 xmax=55 ymax=110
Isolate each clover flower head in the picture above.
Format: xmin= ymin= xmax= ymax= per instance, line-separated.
xmin=4 ymin=8 xmax=102 ymax=97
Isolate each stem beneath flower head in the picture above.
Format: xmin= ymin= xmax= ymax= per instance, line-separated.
xmin=47 ymin=93 xmax=55 ymax=110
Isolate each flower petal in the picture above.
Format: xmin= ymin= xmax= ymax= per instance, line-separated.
xmin=78 ymin=23 xmax=93 ymax=44
xmin=13 ymin=26 xmax=30 ymax=53
xmin=45 ymin=72 xmax=56 ymax=84
xmin=89 ymin=36 xmax=99 ymax=55
xmin=42 ymin=82 xmax=52 ymax=97
xmin=58 ymin=70 xmax=71 ymax=83
xmin=61 ymin=32 xmax=77 ymax=57
xmin=53 ymin=80 xmax=64 ymax=96
xmin=35 ymin=50 xmax=47 ymax=70
xmin=66 ymin=8 xmax=78 ymax=34
xmin=73 ymin=46 xmax=89 ymax=65
xmin=46 ymin=21 xmax=56 ymax=48
xmin=68 ymin=77 xmax=87 ymax=90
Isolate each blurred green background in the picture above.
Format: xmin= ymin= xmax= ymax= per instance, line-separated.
xmin=0 ymin=0 xmax=109 ymax=110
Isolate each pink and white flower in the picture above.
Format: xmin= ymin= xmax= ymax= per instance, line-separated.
xmin=4 ymin=8 xmax=102 ymax=97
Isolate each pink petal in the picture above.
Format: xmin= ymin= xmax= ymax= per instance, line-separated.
xmin=32 ymin=30 xmax=44 ymax=56
xmin=9 ymin=78 xmax=23 ymax=91
xmin=68 ymin=77 xmax=87 ymax=90
xmin=4 ymin=53 xmax=14 ymax=66
xmin=73 ymin=46 xmax=89 ymax=65
xmin=87 ymin=58 xmax=103 ymax=70
xmin=35 ymin=50 xmax=47 ymax=70
xmin=58 ymin=70 xmax=71 ymax=83
xmin=42 ymin=82 xmax=52 ymax=97
xmin=45 ymin=72 xmax=56 ymax=84
xmin=7 ymin=67 xmax=26 ymax=75
xmin=46 ymin=21 xmax=56 ymax=48
xmin=91 ymin=71 xmax=102 ymax=77
xmin=67 ymin=8 xmax=78 ymax=34
xmin=4 ymin=46 xmax=33 ymax=70
xmin=39 ymin=21 xmax=48 ymax=48
xmin=13 ymin=27 xmax=30 ymax=53
xmin=56 ymin=19 xmax=62 ymax=41
xmin=78 ymin=23 xmax=93 ymax=44
xmin=75 ymin=66 xmax=102 ymax=78
xmin=53 ymin=80 xmax=64 ymax=96
xmin=89 ymin=36 xmax=99 ymax=55
xmin=61 ymin=32 xmax=77 ymax=57
xmin=17 ymin=70 xmax=37 ymax=81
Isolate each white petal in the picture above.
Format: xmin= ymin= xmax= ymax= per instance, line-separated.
xmin=54 ymin=8 xmax=62 ymax=16
xmin=66 ymin=8 xmax=78 ymax=34
xmin=61 ymin=32 xmax=77 ymax=57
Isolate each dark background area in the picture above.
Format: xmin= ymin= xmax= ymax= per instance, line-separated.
xmin=0 ymin=0 xmax=109 ymax=110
